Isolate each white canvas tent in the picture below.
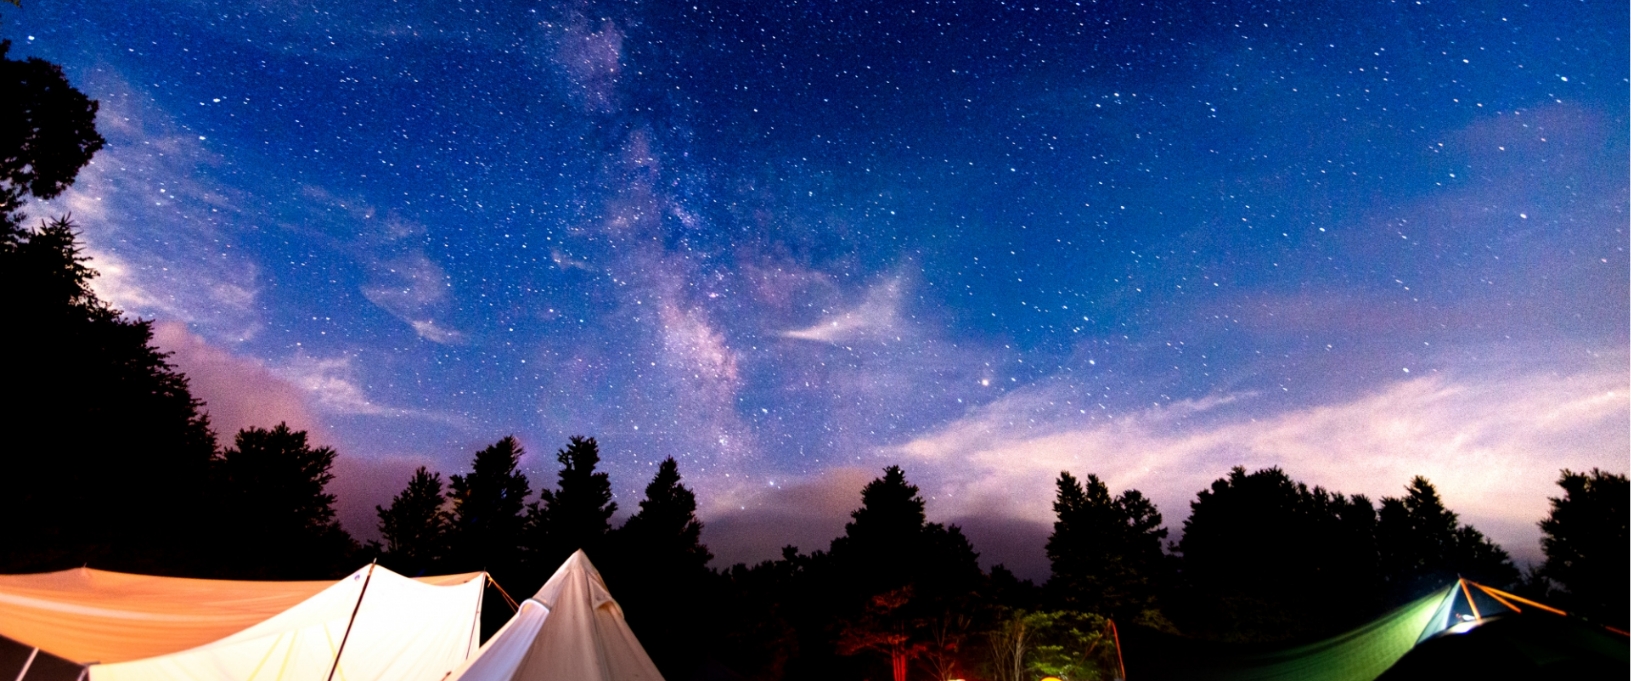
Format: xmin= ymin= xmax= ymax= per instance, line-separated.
xmin=0 ymin=565 xmax=485 ymax=681
xmin=449 ymin=550 xmax=664 ymax=681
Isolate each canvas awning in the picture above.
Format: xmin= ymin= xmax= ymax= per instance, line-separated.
xmin=0 ymin=566 xmax=484 ymax=681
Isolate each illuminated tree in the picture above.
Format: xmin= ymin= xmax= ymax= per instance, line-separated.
xmin=837 ymin=588 xmax=923 ymax=681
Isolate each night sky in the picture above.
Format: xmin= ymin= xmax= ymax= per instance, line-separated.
xmin=8 ymin=0 xmax=1626 ymax=577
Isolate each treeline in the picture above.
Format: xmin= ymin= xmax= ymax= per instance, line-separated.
xmin=3 ymin=36 xmax=1628 ymax=681
xmin=361 ymin=437 xmax=1624 ymax=680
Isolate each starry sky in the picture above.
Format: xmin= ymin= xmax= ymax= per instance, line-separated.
xmin=8 ymin=0 xmax=1626 ymax=577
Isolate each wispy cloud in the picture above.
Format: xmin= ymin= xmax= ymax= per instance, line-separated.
xmin=360 ymin=248 xmax=465 ymax=344
xmin=886 ymin=360 xmax=1628 ymax=565
xmin=782 ymin=275 xmax=906 ymax=344
xmin=37 ymin=69 xmax=263 ymax=341
xmin=275 ymin=353 xmax=465 ymax=427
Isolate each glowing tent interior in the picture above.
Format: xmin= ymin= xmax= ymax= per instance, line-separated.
xmin=1119 ymin=579 xmax=1628 ymax=681
xmin=0 ymin=565 xmax=485 ymax=681
xmin=448 ymin=550 xmax=664 ymax=681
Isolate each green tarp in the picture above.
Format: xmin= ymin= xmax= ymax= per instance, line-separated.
xmin=1119 ymin=586 xmax=1452 ymax=681
xmin=1198 ymin=586 xmax=1452 ymax=681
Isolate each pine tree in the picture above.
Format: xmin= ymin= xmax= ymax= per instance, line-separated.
xmin=209 ymin=424 xmax=356 ymax=578
xmin=377 ymin=466 xmax=451 ymax=576
xmin=523 ymin=436 xmax=617 ymax=573
xmin=1538 ymin=469 xmax=1628 ymax=627
xmin=608 ymin=457 xmax=715 ymax=678
xmin=617 ymin=457 xmax=712 ymax=571
xmin=0 ymin=218 xmax=217 ymax=574
xmin=1045 ymin=472 xmax=1168 ymax=624
xmin=1 ymin=48 xmax=210 ymax=573
xmin=827 ymin=466 xmax=983 ymax=679
xmin=1376 ymin=476 xmax=1518 ymax=597
xmin=446 ymin=436 xmax=532 ymax=578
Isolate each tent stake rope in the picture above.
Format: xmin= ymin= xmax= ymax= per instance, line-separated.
xmin=487 ymin=575 xmax=520 ymax=613
xmin=327 ymin=561 xmax=377 ymax=681
xmin=12 ymin=647 xmax=38 ymax=681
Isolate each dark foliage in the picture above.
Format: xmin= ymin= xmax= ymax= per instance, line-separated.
xmin=0 ymin=39 xmax=104 ymax=210
xmin=0 ymin=46 xmax=216 ymax=575
xmin=1539 ymin=469 xmax=1628 ymax=627
xmin=828 ymin=466 xmax=984 ymax=604
xmin=376 ymin=466 xmax=452 ymax=577
xmin=1045 ymin=471 xmax=1169 ymax=625
xmin=754 ymin=466 xmax=987 ymax=681
xmin=1174 ymin=466 xmax=1382 ymax=642
xmin=207 ymin=424 xmax=356 ymax=578
xmin=605 ymin=457 xmax=716 ymax=679
xmin=1376 ymin=476 xmax=1518 ymax=599
xmin=446 ymin=436 xmax=532 ymax=577
xmin=523 ymin=435 xmax=617 ymax=576
xmin=0 ymin=216 xmax=217 ymax=574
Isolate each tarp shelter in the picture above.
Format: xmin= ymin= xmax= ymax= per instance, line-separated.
xmin=1120 ymin=579 xmax=1626 ymax=681
xmin=0 ymin=565 xmax=485 ymax=681
xmin=449 ymin=550 xmax=664 ymax=681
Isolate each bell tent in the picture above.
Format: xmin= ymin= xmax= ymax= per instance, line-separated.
xmin=449 ymin=550 xmax=664 ymax=681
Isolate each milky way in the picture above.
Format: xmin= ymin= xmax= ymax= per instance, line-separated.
xmin=8 ymin=0 xmax=1625 ymax=577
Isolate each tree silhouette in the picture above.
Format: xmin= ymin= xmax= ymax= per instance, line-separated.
xmin=1175 ymin=467 xmax=1382 ymax=642
xmin=376 ymin=466 xmax=451 ymax=576
xmin=825 ymin=466 xmax=984 ymax=680
xmin=523 ymin=435 xmax=617 ymax=573
xmin=1045 ymin=471 xmax=1169 ymax=625
xmin=0 ymin=45 xmax=214 ymax=574
xmin=1538 ymin=468 xmax=1628 ymax=627
xmin=607 ymin=457 xmax=715 ymax=678
xmin=617 ymin=458 xmax=712 ymax=570
xmin=830 ymin=465 xmax=983 ymax=602
xmin=1 ymin=216 xmax=217 ymax=574
xmin=446 ymin=436 xmax=532 ymax=578
xmin=1376 ymin=476 xmax=1517 ymax=598
xmin=0 ymin=38 xmax=104 ymax=216
xmin=209 ymin=424 xmax=355 ymax=578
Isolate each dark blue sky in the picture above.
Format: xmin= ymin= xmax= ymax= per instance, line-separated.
xmin=7 ymin=0 xmax=1625 ymax=575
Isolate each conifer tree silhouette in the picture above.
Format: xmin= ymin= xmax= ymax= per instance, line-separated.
xmin=446 ymin=436 xmax=531 ymax=578
xmin=523 ymin=436 xmax=617 ymax=573
xmin=1539 ymin=468 xmax=1629 ymax=627
xmin=1045 ymin=471 xmax=1168 ymax=625
xmin=209 ymin=424 xmax=356 ymax=578
xmin=377 ymin=466 xmax=451 ymax=576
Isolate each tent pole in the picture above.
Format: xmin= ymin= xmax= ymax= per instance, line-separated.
xmin=1457 ymin=578 xmax=1482 ymax=623
xmin=327 ymin=561 xmax=378 ymax=681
